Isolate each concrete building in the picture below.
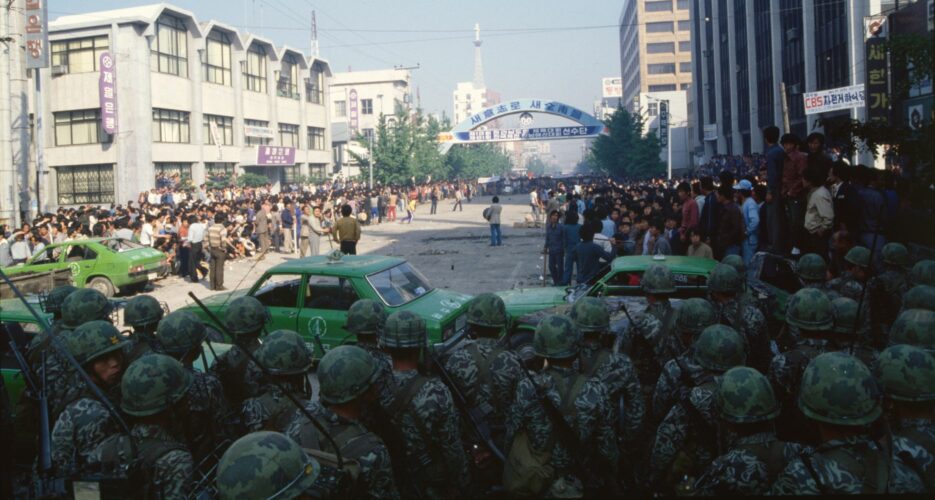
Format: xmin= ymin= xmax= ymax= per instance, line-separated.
xmin=30 ymin=3 xmax=332 ymax=209
xmin=689 ymin=0 xmax=890 ymax=159
xmin=638 ymin=90 xmax=691 ymax=173
xmin=619 ymin=0 xmax=693 ymax=112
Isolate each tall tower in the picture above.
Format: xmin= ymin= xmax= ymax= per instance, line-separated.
xmin=472 ymin=23 xmax=485 ymax=89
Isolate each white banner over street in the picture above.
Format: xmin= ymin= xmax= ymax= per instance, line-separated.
xmin=803 ymin=84 xmax=866 ymax=115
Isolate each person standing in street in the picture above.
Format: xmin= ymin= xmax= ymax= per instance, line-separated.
xmin=487 ymin=196 xmax=502 ymax=246
xmin=298 ymin=205 xmax=312 ymax=257
xmin=716 ymin=185 xmax=745 ymax=258
xmin=254 ymin=202 xmax=271 ymax=259
xmin=281 ymin=200 xmax=295 ymax=253
xmin=430 ymin=187 xmax=439 ymax=215
xmin=334 ymin=204 xmax=361 ymax=255
xmin=452 ymin=187 xmax=463 ymax=212
xmin=763 ymin=126 xmax=786 ymax=254
xmin=734 ymin=179 xmax=760 ymax=267
xmin=187 ymin=215 xmax=206 ymax=283
xmin=544 ymin=210 xmax=564 ymax=285
xmin=529 ymin=188 xmax=540 ymax=221
xmin=309 ymin=205 xmax=328 ymax=256
xmin=205 ymin=213 xmax=227 ymax=291
xmin=802 ymin=166 xmax=834 ymax=258
xmin=781 ymin=134 xmax=807 ymax=255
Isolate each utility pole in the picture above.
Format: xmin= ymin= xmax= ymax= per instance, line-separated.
xmin=780 ymin=81 xmax=791 ymax=133
xmin=0 ymin=4 xmax=14 ymax=226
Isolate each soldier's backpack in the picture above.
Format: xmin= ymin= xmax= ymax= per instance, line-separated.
xmin=503 ymin=373 xmax=587 ymax=498
xmin=295 ymin=420 xmax=368 ymax=498
xmin=80 ymin=434 xmax=187 ymax=500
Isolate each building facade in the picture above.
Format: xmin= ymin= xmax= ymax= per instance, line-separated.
xmin=32 ymin=4 xmax=332 ymax=209
xmin=638 ymin=90 xmax=691 ymax=172
xmin=619 ymin=0 xmax=693 ymax=112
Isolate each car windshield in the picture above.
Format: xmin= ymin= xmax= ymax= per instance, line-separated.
xmin=104 ymin=238 xmax=143 ymax=252
xmin=367 ymin=262 xmax=434 ymax=307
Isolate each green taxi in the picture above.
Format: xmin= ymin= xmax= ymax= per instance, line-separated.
xmin=2 ymin=238 xmax=168 ymax=297
xmin=181 ymin=254 xmax=473 ymax=357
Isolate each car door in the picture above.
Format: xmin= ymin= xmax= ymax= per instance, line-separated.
xmin=21 ymin=243 xmax=63 ymax=273
xmin=248 ymin=272 xmax=302 ymax=334
xmin=298 ymin=275 xmax=362 ymax=357
xmin=61 ymin=244 xmax=99 ymax=286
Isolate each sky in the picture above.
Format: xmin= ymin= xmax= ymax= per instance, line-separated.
xmin=49 ymin=0 xmax=623 ymax=168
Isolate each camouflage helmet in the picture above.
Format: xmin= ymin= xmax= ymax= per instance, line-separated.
xmin=533 ymin=315 xmax=580 ymax=359
xmin=318 ymin=345 xmax=378 ymax=405
xmin=721 ymin=254 xmax=745 ymax=277
xmin=61 ymin=288 xmax=112 ymax=329
xmin=123 ymin=295 xmax=164 ymax=329
xmin=156 ymin=310 xmax=207 ymax=355
xmin=345 ymin=299 xmax=386 ymax=335
xmin=216 ymin=431 xmax=320 ymax=500
xmin=910 ymin=260 xmax=935 ymax=287
xmin=380 ymin=311 xmax=426 ymax=349
xmin=256 ymin=330 xmax=313 ymax=376
xmin=120 ymin=354 xmax=193 ymax=416
xmin=569 ymin=297 xmax=609 ymax=333
xmin=676 ymin=298 xmax=717 ymax=335
xmin=785 ymin=288 xmax=833 ymax=331
xmin=798 ymin=351 xmax=881 ymax=426
xmin=225 ymin=296 xmax=269 ymax=337
xmin=466 ymin=293 xmax=508 ymax=328
xmin=693 ymin=325 xmax=746 ymax=372
xmin=876 ymin=345 xmax=935 ymax=402
xmin=641 ymin=263 xmax=676 ymax=294
xmin=717 ymin=366 xmax=780 ymax=424
xmin=882 ymin=242 xmax=909 ymax=268
xmin=796 ymin=253 xmax=827 ymax=282
xmin=43 ymin=285 xmax=78 ymax=315
xmin=889 ymin=309 xmax=935 ymax=353
xmin=844 ymin=246 xmax=871 ymax=268
xmin=67 ymin=320 xmax=126 ymax=365
xmin=903 ymin=285 xmax=935 ymax=312
xmin=831 ymin=297 xmax=859 ymax=334
xmin=708 ymin=264 xmax=743 ymax=294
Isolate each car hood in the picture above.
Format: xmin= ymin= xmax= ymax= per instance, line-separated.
xmin=496 ymin=287 xmax=569 ymax=308
xmin=516 ymin=296 xmax=656 ymax=330
xmin=399 ymin=289 xmax=473 ymax=324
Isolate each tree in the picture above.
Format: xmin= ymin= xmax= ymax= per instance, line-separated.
xmin=588 ymin=106 xmax=664 ymax=179
xmin=525 ymin=157 xmax=548 ymax=176
xmin=445 ymin=143 xmax=512 ymax=179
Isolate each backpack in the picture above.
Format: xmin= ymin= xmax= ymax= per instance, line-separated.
xmin=483 ymin=207 xmax=492 ymax=221
xmin=503 ymin=373 xmax=587 ymax=498
xmin=87 ymin=434 xmax=187 ymax=500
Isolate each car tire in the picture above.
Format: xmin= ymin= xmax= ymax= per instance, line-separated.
xmin=88 ymin=277 xmax=115 ymax=297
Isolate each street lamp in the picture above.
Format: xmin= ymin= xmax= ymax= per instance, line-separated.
xmin=644 ymin=94 xmax=672 ymax=180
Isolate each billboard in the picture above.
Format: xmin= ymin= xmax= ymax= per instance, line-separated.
xmin=256 ymin=146 xmax=296 ymax=166
xmin=98 ymin=52 xmax=117 ymax=134
xmin=602 ymin=77 xmax=623 ymax=98
xmin=25 ymin=0 xmax=50 ymax=69
xmin=803 ymin=84 xmax=865 ymax=115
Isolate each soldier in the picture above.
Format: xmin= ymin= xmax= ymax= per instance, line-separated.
xmin=570 ymin=297 xmax=644 ymax=445
xmin=867 ymin=242 xmax=911 ymax=347
xmin=442 ymin=293 xmax=524 ymax=451
xmin=156 ymin=310 xmax=230 ymax=465
xmin=216 ymin=432 xmax=321 ymax=500
xmin=28 ymin=284 xmax=77 ymax=364
xmin=51 ymin=320 xmax=126 ymax=473
xmin=379 ymin=311 xmax=469 ymax=499
xmin=649 ymin=325 xmax=746 ymax=494
xmin=345 ymin=299 xmax=392 ymax=401
xmin=796 ymin=253 xmax=830 ymax=290
xmin=621 ymin=263 xmax=675 ymax=397
xmin=708 ymin=263 xmax=771 ymax=372
xmin=828 ymin=297 xmax=878 ymax=366
xmin=122 ymin=294 xmax=165 ymax=363
xmin=694 ymin=366 xmax=809 ymax=495
xmin=286 ymin=345 xmax=400 ymax=499
xmin=89 ymin=354 xmax=194 ymax=499
xmin=652 ymin=297 xmax=718 ymax=424
xmin=768 ymin=288 xmax=834 ymax=445
xmin=827 ymin=246 xmax=873 ymax=311
xmin=889 ymin=309 xmax=935 ymax=353
xmin=721 ymin=254 xmax=766 ymax=317
xmin=909 ymin=259 xmax=935 ymax=287
xmin=901 ymin=284 xmax=935 ymax=314
xmin=242 ymin=330 xmax=313 ymax=433
xmin=770 ymin=352 xmax=926 ymax=494
xmin=210 ymin=295 xmax=268 ymax=407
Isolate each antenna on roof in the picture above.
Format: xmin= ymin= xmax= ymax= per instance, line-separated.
xmin=310 ymin=10 xmax=319 ymax=58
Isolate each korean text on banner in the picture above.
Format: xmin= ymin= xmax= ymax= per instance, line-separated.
xmin=99 ymin=51 xmax=118 ymax=134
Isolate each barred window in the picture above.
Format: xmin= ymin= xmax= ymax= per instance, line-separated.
xmin=56 ymin=164 xmax=114 ymax=205
xmin=245 ymin=119 xmax=271 ymax=146
xmin=153 ymin=109 xmax=190 ymax=143
xmin=54 ymin=109 xmax=111 ymax=146
xmin=278 ymin=54 xmax=300 ymax=99
xmin=244 ymin=46 xmax=268 ymax=93
xmin=204 ymin=31 xmax=232 ymax=86
xmin=154 ymin=162 xmax=192 ymax=183
xmin=203 ymin=114 xmax=233 ymax=145
xmin=307 ymin=62 xmax=325 ymax=104
xmin=151 ymin=15 xmax=188 ymax=77
xmin=205 ymin=162 xmax=236 ymax=175
xmin=283 ymin=164 xmax=305 ymax=183
xmin=307 ymin=127 xmax=325 ymax=150
xmin=279 ymin=123 xmax=300 ymax=148
xmin=51 ymin=36 xmax=109 ymax=74
xmin=334 ymin=100 xmax=347 ymax=118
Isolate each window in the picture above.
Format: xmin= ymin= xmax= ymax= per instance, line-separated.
xmin=154 ymin=162 xmax=192 ymax=183
xmin=647 ymin=42 xmax=675 ymax=54
xmin=51 ymin=36 xmax=109 ymax=74
xmin=646 ymin=21 xmax=673 ymax=33
xmin=54 ymin=109 xmax=111 ymax=146
xmin=151 ymin=15 xmax=188 ymax=77
xmin=366 ymin=262 xmax=433 ymax=307
xmin=278 ymin=54 xmax=300 ymax=99
xmin=678 ymin=20 xmax=691 ymax=31
xmin=648 ymin=63 xmax=676 ymax=74
xmin=278 ymin=123 xmax=299 ymax=148
xmin=361 ymin=128 xmax=374 ymax=140
xmin=56 ymin=164 xmax=114 ymax=205
xmin=648 ymin=102 xmax=658 ymax=116
xmin=361 ymin=99 xmax=373 ymax=115
xmin=334 ymin=100 xmax=347 ymax=118
xmin=679 ymin=40 xmax=691 ymax=52
xmin=645 ymin=1 xmax=672 ymax=12
xmin=245 ymin=119 xmax=271 ymax=146
xmin=680 ymin=61 xmax=693 ymax=72
xmin=677 ymin=0 xmax=689 ymax=8
xmin=244 ymin=46 xmax=267 ymax=93
xmin=204 ymin=31 xmax=232 ymax=86
xmin=307 ymin=62 xmax=325 ymax=104
xmin=253 ymin=273 xmax=303 ymax=308
xmin=203 ymin=115 xmax=233 ymax=146
xmin=205 ymin=162 xmax=235 ymax=176
xmin=309 ymin=163 xmax=328 ymax=179
xmin=152 ymin=109 xmax=190 ymax=143
xmin=680 ymin=83 xmax=691 ymax=90
xmin=649 ymin=84 xmax=677 ymax=91
xmin=304 ymin=275 xmax=361 ymax=310
xmin=283 ymin=164 xmax=304 ymax=184
xmin=307 ymin=127 xmax=325 ymax=150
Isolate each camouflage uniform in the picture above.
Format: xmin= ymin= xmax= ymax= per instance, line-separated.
xmin=909 ymin=259 xmax=935 ymax=287
xmin=829 ymin=297 xmax=879 ymax=367
xmin=241 ymin=330 xmax=312 ymax=433
xmin=122 ymin=294 xmax=166 ymax=363
xmin=346 ymin=299 xmax=394 ymax=403
xmin=210 ymin=296 xmax=269 ymax=406
xmin=709 ymin=264 xmax=771 ymax=373
xmin=902 ymin=285 xmax=935 ymax=313
xmin=621 ymin=265 xmax=678 ymax=395
xmin=889 ymin=308 xmax=935 ymax=353
xmin=89 ymin=423 xmax=194 ymax=499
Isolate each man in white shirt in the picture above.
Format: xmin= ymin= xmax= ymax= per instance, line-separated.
xmin=529 ymin=189 xmax=540 ymax=220
xmin=140 ymin=216 xmax=154 ymax=246
xmin=187 ymin=215 xmax=206 ymax=283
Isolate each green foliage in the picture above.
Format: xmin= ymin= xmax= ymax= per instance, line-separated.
xmin=588 ymin=106 xmax=664 ymax=179
xmin=886 ymin=34 xmax=934 ymax=96
xmin=236 ymin=173 xmax=269 ymax=188
xmin=205 ymin=173 xmax=233 ymax=190
xmin=446 ymin=143 xmax=512 ymax=179
xmin=525 ymin=158 xmax=548 ymax=176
